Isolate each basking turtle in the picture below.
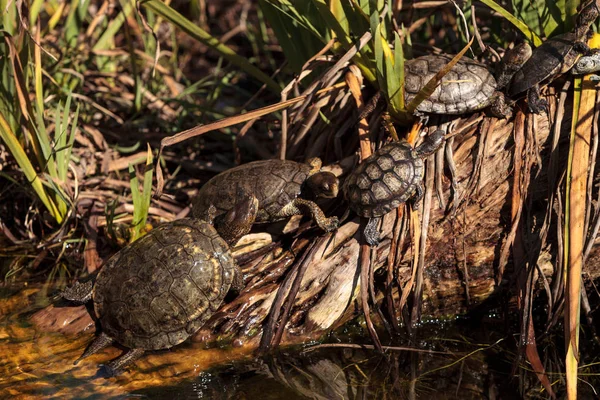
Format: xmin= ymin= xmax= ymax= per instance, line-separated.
xmin=343 ymin=130 xmax=445 ymax=246
xmin=192 ymin=158 xmax=339 ymax=233
xmin=506 ymin=0 xmax=600 ymax=113
xmin=404 ymin=54 xmax=512 ymax=118
xmin=62 ymin=196 xmax=258 ymax=376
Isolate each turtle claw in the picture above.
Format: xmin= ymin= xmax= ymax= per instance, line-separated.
xmin=322 ymin=216 xmax=339 ymax=232
xmin=527 ymin=86 xmax=549 ymax=114
xmin=528 ymin=98 xmax=549 ymax=115
xmin=363 ymin=218 xmax=380 ymax=247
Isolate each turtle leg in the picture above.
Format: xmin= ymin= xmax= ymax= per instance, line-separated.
xmin=102 ymin=348 xmax=145 ymax=377
xmin=489 ymin=92 xmax=513 ymax=119
xmin=363 ymin=217 xmax=380 ymax=247
xmin=306 ymin=157 xmax=322 ymax=174
xmin=62 ymin=280 xmax=94 ymax=303
xmin=573 ymin=41 xmax=593 ymax=55
xmin=413 ymin=182 xmax=425 ymax=204
xmin=526 ymin=84 xmax=548 ymax=114
xmin=278 ymin=199 xmax=339 ymax=232
xmin=214 ymin=195 xmax=259 ymax=246
xmin=74 ymin=332 xmax=113 ymax=365
xmin=230 ymin=263 xmax=244 ymax=294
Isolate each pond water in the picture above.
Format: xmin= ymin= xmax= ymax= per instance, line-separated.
xmin=1 ymin=284 xmax=596 ymax=399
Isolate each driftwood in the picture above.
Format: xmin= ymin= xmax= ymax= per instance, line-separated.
xmin=32 ymin=95 xmax=600 ymax=351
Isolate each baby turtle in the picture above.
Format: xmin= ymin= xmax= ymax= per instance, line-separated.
xmin=404 ymin=54 xmax=512 ymax=118
xmin=343 ymin=130 xmax=445 ymax=246
xmin=62 ymin=197 xmax=258 ymax=376
xmin=192 ymin=158 xmax=339 ymax=233
xmin=505 ymin=0 xmax=600 ymax=113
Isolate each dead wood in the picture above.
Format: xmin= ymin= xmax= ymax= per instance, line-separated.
xmin=31 ymin=94 xmax=600 ymax=352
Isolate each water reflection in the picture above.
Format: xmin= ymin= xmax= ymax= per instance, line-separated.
xmin=132 ymin=341 xmax=503 ymax=400
xmin=3 ymin=285 xmax=599 ymax=399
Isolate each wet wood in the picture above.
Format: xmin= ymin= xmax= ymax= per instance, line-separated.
xmin=29 ymin=99 xmax=600 ymax=360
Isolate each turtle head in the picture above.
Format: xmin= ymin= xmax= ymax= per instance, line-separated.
xmin=305 ymin=172 xmax=339 ymax=199
xmin=495 ymin=42 xmax=532 ymax=90
xmin=415 ymin=130 xmax=446 ymax=158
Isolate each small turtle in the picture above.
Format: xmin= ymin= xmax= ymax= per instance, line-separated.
xmin=404 ymin=54 xmax=512 ymax=118
xmin=192 ymin=158 xmax=339 ymax=233
xmin=505 ymin=0 xmax=600 ymax=113
xmin=62 ymin=196 xmax=258 ymax=376
xmin=343 ymin=130 xmax=446 ymax=246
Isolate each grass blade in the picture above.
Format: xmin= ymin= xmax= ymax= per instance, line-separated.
xmin=0 ymin=110 xmax=62 ymax=222
xmin=564 ymin=30 xmax=599 ymax=400
xmin=129 ymin=145 xmax=154 ymax=242
xmin=93 ymin=0 xmax=132 ymax=51
xmin=480 ymin=0 xmax=542 ymax=46
xmin=142 ymin=0 xmax=280 ymax=93
xmin=258 ymin=0 xmax=327 ymax=73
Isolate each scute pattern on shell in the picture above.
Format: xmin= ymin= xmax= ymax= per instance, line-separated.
xmin=93 ymin=218 xmax=235 ymax=351
xmin=344 ymin=141 xmax=424 ymax=218
xmin=404 ymin=55 xmax=497 ymax=114
xmin=192 ymin=160 xmax=311 ymax=223
xmin=507 ymin=33 xmax=578 ymax=97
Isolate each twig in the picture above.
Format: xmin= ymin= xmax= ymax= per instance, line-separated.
xmin=303 ymin=342 xmax=456 ymax=355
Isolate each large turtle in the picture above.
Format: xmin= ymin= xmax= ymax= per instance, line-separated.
xmin=192 ymin=158 xmax=339 ymax=233
xmin=62 ymin=196 xmax=258 ymax=376
xmin=343 ymin=130 xmax=445 ymax=246
xmin=505 ymin=0 xmax=600 ymax=113
xmin=404 ymin=54 xmax=511 ymax=118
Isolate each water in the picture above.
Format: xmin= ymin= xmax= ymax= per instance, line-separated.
xmin=1 ymin=284 xmax=598 ymax=399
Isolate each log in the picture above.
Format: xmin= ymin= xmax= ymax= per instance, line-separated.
xmin=32 ymin=98 xmax=600 ymax=350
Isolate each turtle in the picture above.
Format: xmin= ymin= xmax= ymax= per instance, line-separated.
xmin=505 ymin=0 xmax=600 ymax=113
xmin=191 ymin=158 xmax=340 ymax=234
xmin=343 ymin=130 xmax=446 ymax=246
xmin=61 ymin=195 xmax=258 ymax=376
xmin=403 ymin=54 xmax=512 ymax=118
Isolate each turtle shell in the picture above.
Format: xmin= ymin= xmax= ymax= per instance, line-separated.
xmin=404 ymin=55 xmax=498 ymax=114
xmin=344 ymin=141 xmax=424 ymax=218
xmin=508 ymin=32 xmax=578 ymax=97
xmin=192 ymin=160 xmax=312 ymax=223
xmin=92 ymin=218 xmax=235 ymax=350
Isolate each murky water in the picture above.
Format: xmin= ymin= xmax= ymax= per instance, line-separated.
xmin=1 ymin=284 xmax=598 ymax=399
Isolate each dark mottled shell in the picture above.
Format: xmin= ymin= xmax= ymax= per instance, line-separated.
xmin=93 ymin=218 xmax=234 ymax=350
xmin=192 ymin=160 xmax=311 ymax=223
xmin=508 ymin=33 xmax=578 ymax=97
xmin=404 ymin=55 xmax=497 ymax=114
xmin=344 ymin=141 xmax=424 ymax=218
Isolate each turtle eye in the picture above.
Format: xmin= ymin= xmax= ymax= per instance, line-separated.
xmin=322 ymin=183 xmax=330 ymax=191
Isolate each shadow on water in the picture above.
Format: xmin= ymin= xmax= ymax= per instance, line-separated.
xmin=2 ymin=285 xmax=600 ymax=399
